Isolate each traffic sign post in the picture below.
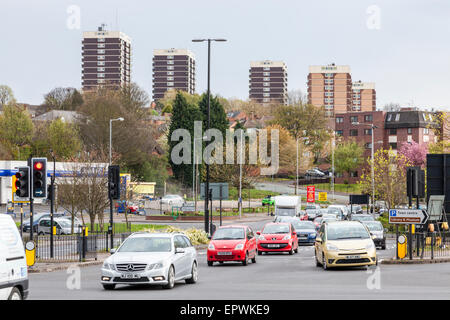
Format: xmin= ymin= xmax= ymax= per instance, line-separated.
xmin=388 ymin=209 xmax=429 ymax=225
xmin=307 ymin=186 xmax=315 ymax=203
xmin=318 ymin=192 xmax=327 ymax=202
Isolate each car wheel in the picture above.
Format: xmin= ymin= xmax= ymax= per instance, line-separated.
xmin=102 ymin=284 xmax=116 ymax=290
xmin=258 ymin=250 xmax=262 ymax=256
xmin=289 ymin=248 xmax=293 ymax=255
xmin=207 ymin=261 xmax=213 ymax=267
xmin=322 ymin=254 xmax=328 ymax=270
xmin=185 ymin=262 xmax=198 ymax=284
xmin=242 ymin=252 xmax=248 ymax=266
xmin=38 ymin=231 xmax=44 ymax=236
xmin=8 ymin=287 xmax=22 ymax=300
xmin=219 ymin=261 xmax=224 ymax=264
xmin=251 ymin=252 xmax=256 ymax=264
xmin=294 ymin=246 xmax=298 ymax=253
xmin=163 ymin=266 xmax=175 ymax=289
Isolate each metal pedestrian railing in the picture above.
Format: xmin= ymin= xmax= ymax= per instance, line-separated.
xmin=406 ymin=231 xmax=450 ymax=260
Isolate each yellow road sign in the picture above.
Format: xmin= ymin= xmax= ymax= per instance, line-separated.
xmin=318 ymin=192 xmax=327 ymax=202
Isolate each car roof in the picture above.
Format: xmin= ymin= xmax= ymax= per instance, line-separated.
xmin=218 ymin=225 xmax=247 ymax=229
xmin=128 ymin=232 xmax=183 ymax=238
xmin=325 ymin=220 xmax=363 ymax=226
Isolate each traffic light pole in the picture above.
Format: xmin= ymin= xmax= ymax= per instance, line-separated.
xmin=109 ymin=193 xmax=114 ymax=251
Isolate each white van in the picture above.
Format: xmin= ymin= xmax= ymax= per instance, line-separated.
xmin=273 ymin=195 xmax=302 ymax=217
xmin=0 ymin=214 xmax=29 ymax=300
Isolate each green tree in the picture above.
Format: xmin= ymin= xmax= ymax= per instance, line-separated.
xmin=168 ymin=92 xmax=203 ymax=186
xmin=198 ymin=93 xmax=229 ymax=136
xmin=334 ymin=140 xmax=364 ymax=182
xmin=0 ymin=105 xmax=34 ymax=159
xmin=47 ymin=119 xmax=82 ymax=160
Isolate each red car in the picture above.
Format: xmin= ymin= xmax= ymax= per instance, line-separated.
xmin=207 ymin=225 xmax=257 ymax=266
xmin=256 ymin=222 xmax=298 ymax=255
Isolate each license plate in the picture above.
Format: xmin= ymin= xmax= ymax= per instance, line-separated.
xmin=346 ymin=255 xmax=361 ymax=259
xmin=300 ymin=234 xmax=308 ymax=238
xmin=120 ymin=273 xmax=141 ymax=279
xmin=217 ymin=251 xmax=232 ymax=255
xmin=267 ymin=244 xmax=280 ymax=248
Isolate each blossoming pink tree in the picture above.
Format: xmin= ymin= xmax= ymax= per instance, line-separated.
xmin=398 ymin=141 xmax=428 ymax=168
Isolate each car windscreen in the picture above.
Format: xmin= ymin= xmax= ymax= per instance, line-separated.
xmin=262 ymin=224 xmax=290 ymax=234
xmin=293 ymin=221 xmax=315 ymax=230
xmin=118 ymin=237 xmax=172 ymax=252
xmin=275 ymin=208 xmax=296 ymax=216
xmin=212 ymin=228 xmax=245 ymax=240
xmin=364 ymin=222 xmax=383 ymax=231
xmin=326 ymin=224 xmax=370 ymax=240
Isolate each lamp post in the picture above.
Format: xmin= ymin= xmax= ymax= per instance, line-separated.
xmin=50 ymin=149 xmax=56 ymax=258
xmin=109 ymin=117 xmax=124 ymax=165
xmin=352 ymin=122 xmax=378 ymax=211
xmin=192 ymin=38 xmax=227 ymax=234
xmin=193 ymin=136 xmax=207 ymax=212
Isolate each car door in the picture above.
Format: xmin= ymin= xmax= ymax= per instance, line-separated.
xmin=173 ymin=236 xmax=190 ymax=278
xmin=246 ymin=228 xmax=257 ymax=257
xmin=315 ymin=224 xmax=326 ymax=258
xmin=182 ymin=236 xmax=196 ymax=272
xmin=290 ymin=224 xmax=298 ymax=249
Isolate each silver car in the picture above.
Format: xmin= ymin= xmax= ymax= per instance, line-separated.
xmin=160 ymin=194 xmax=185 ymax=207
xmin=37 ymin=217 xmax=81 ymax=235
xmin=100 ymin=232 xmax=198 ymax=290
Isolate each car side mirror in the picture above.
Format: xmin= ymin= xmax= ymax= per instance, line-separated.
xmin=110 ymin=248 xmax=116 ymax=255
xmin=256 ymin=231 xmax=261 ymax=235
xmin=175 ymin=248 xmax=185 ymax=254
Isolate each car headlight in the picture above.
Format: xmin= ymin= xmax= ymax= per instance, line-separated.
xmin=147 ymin=262 xmax=164 ymax=270
xmin=102 ymin=262 xmax=115 ymax=270
xmin=258 ymin=235 xmax=266 ymax=241
xmin=208 ymin=243 xmax=215 ymax=250
xmin=309 ymin=233 xmax=316 ymax=237
xmin=326 ymin=243 xmax=339 ymax=251
xmin=234 ymin=243 xmax=244 ymax=250
xmin=282 ymin=234 xmax=291 ymax=240
xmin=366 ymin=242 xmax=375 ymax=250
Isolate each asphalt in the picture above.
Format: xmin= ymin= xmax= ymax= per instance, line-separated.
xmin=27 ymin=239 xmax=450 ymax=300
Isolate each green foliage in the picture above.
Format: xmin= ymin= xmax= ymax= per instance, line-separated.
xmin=44 ymin=87 xmax=83 ymax=111
xmin=0 ymin=105 xmax=34 ymax=158
xmin=198 ymin=93 xmax=229 ymax=136
xmin=47 ymin=119 xmax=82 ymax=160
xmin=334 ymin=140 xmax=364 ymax=176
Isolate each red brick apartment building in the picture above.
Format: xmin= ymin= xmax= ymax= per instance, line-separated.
xmin=333 ymin=108 xmax=439 ymax=184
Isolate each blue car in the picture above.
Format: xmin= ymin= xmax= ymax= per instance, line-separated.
xmin=292 ymin=221 xmax=317 ymax=245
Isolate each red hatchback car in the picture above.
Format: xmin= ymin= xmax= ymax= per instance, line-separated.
xmin=257 ymin=222 xmax=299 ymax=255
xmin=207 ymin=225 xmax=257 ymax=266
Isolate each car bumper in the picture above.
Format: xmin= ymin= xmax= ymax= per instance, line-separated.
xmin=324 ymin=251 xmax=377 ymax=268
xmin=257 ymin=241 xmax=293 ymax=252
xmin=207 ymin=249 xmax=246 ymax=262
xmin=100 ymin=267 xmax=169 ymax=286
xmin=297 ymin=236 xmax=316 ymax=245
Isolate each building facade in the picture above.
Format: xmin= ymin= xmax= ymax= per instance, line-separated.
xmin=351 ymin=81 xmax=376 ymax=112
xmin=333 ymin=108 xmax=440 ymax=183
xmin=308 ymin=64 xmax=352 ymax=117
xmin=82 ymin=25 xmax=131 ymax=91
xmin=249 ymin=61 xmax=288 ymax=105
xmin=152 ymin=49 xmax=196 ymax=101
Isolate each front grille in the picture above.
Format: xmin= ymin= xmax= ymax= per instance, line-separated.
xmin=113 ymin=277 xmax=150 ymax=283
xmin=260 ymin=243 xmax=288 ymax=249
xmin=338 ymin=252 xmax=367 ymax=256
xmin=215 ymin=255 xmax=235 ymax=260
xmin=335 ymin=258 xmax=371 ymax=264
xmin=115 ymin=263 xmax=147 ymax=272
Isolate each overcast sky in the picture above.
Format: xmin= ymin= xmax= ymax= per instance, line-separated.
xmin=1 ymin=0 xmax=449 ymax=111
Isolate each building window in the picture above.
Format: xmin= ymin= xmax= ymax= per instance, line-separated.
xmin=263 ymin=93 xmax=270 ymax=97
xmin=364 ymin=129 xmax=372 ymax=135
xmin=167 ymin=55 xmax=174 ymax=59
xmin=97 ymin=61 xmax=105 ymax=66
xmin=365 ymin=143 xmax=373 ymax=149
xmin=350 ymin=116 xmax=358 ymax=123
xmin=395 ymin=113 xmax=400 ymax=121
xmin=97 ymin=73 xmax=105 ymax=78
xmin=167 ymin=60 xmax=174 ymax=65
xmin=263 ymin=82 xmax=270 ymax=87
xmin=167 ymin=66 xmax=174 ymax=70
xmin=325 ymin=85 xmax=334 ymax=90
xmin=424 ymin=128 xmax=429 ymax=135
xmin=97 ymin=49 xmax=105 ymax=54
xmin=389 ymin=143 xmax=398 ymax=149
xmin=325 ymin=79 xmax=334 ymax=84
xmin=97 ymin=38 xmax=105 ymax=42
xmin=97 ymin=56 xmax=105 ymax=60
xmin=389 ymin=129 xmax=397 ymax=135
xmin=349 ymin=129 xmax=358 ymax=136
xmin=263 ymin=67 xmax=270 ymax=71
xmin=167 ymin=71 xmax=174 ymax=75
xmin=364 ymin=115 xmax=373 ymax=122
xmin=336 ymin=117 xmax=344 ymax=124
xmin=263 ymin=88 xmax=270 ymax=92
xmin=335 ymin=130 xmax=343 ymax=136
xmin=325 ymin=92 xmax=333 ymax=97
xmin=263 ymin=77 xmax=270 ymax=81
xmin=97 ymin=67 xmax=105 ymax=72
xmin=407 ymin=128 xmax=412 ymax=134
xmin=167 ymin=82 xmax=174 ymax=86
xmin=263 ymin=98 xmax=270 ymax=102
xmin=167 ymin=77 xmax=174 ymax=81
xmin=263 ymin=72 xmax=270 ymax=76
xmin=350 ymin=171 xmax=359 ymax=178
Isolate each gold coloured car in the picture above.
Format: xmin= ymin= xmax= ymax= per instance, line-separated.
xmin=314 ymin=221 xmax=377 ymax=270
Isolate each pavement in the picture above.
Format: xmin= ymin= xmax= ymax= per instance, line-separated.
xmin=28 ymin=239 xmax=450 ymax=300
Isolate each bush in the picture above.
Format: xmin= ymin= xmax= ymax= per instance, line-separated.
xmin=143 ymin=226 xmax=209 ymax=245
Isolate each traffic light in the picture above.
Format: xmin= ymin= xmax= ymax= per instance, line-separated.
xmin=108 ymin=165 xmax=120 ymax=200
xmin=31 ymin=158 xmax=47 ymax=198
xmin=15 ymin=166 xmax=30 ymax=198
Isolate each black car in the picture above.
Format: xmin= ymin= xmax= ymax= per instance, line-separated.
xmin=305 ymin=209 xmax=321 ymax=221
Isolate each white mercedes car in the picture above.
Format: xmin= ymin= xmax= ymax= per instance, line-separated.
xmin=100 ymin=232 xmax=198 ymax=290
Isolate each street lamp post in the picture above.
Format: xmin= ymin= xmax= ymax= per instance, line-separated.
xmin=192 ymin=38 xmax=227 ymax=234
xmin=109 ymin=117 xmax=124 ymax=165
xmin=193 ymin=136 xmax=206 ymax=212
xmin=352 ymin=122 xmax=378 ymax=211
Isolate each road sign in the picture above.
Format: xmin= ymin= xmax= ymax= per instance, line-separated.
xmin=318 ymin=192 xmax=327 ymax=202
xmin=307 ymin=186 xmax=315 ymax=203
xmin=389 ymin=209 xmax=429 ymax=224
xmin=200 ymin=183 xmax=229 ymax=200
